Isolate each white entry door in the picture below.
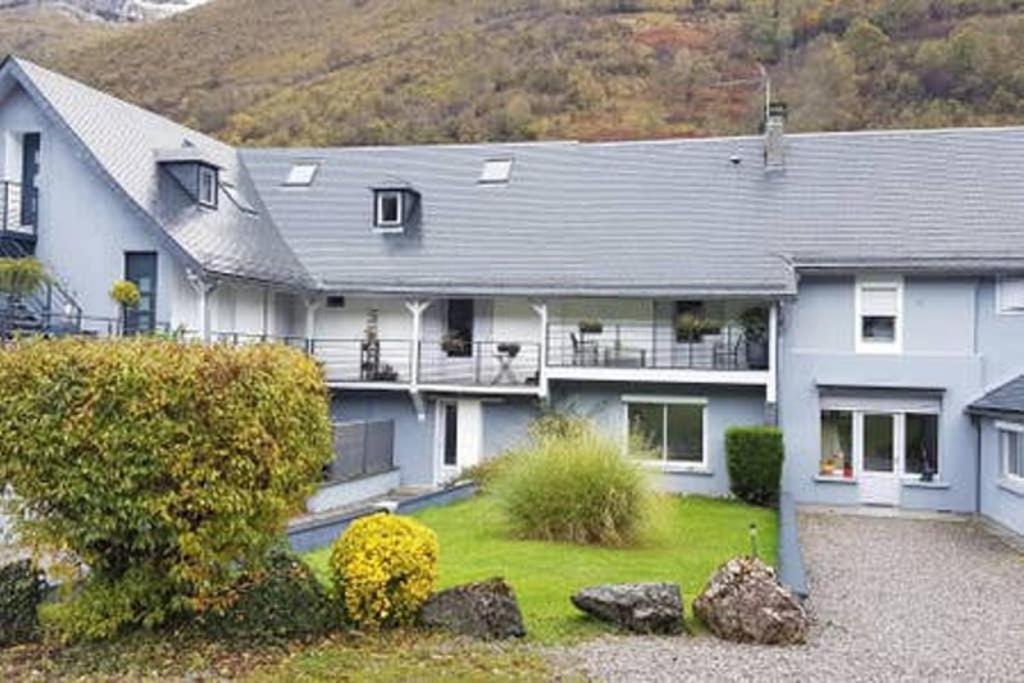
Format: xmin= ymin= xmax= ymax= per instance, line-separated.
xmin=435 ymin=399 xmax=482 ymax=482
xmin=858 ymin=412 xmax=901 ymax=506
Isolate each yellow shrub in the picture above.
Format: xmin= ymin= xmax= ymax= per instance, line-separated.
xmin=329 ymin=514 xmax=438 ymax=629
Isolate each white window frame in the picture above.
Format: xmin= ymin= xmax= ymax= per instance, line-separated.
xmin=197 ymin=165 xmax=218 ymax=208
xmin=995 ymin=277 xmax=1024 ymax=315
xmin=375 ymin=190 xmax=404 ymax=230
xmin=622 ymin=395 xmax=708 ymax=471
xmin=818 ymin=406 xmax=940 ymax=480
xmin=996 ymin=421 xmax=1024 ymax=482
xmin=854 ymin=275 xmax=903 ymax=354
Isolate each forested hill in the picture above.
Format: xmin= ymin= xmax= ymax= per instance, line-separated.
xmin=4 ymin=0 xmax=1024 ymax=147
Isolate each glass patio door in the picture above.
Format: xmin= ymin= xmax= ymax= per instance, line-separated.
xmin=858 ymin=413 xmax=901 ymax=505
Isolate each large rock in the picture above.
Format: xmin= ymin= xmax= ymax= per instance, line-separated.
xmin=571 ymin=583 xmax=686 ymax=635
xmin=420 ymin=578 xmax=526 ymax=640
xmin=693 ymin=556 xmax=808 ymax=645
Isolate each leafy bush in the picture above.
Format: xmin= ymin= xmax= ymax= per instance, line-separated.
xmin=493 ymin=416 xmax=654 ymax=546
xmin=0 ymin=337 xmax=333 ymax=641
xmin=198 ymin=550 xmax=336 ymax=644
xmin=329 ymin=513 xmax=439 ymax=629
xmin=725 ymin=426 xmax=784 ymax=507
xmin=0 ymin=559 xmax=46 ymax=647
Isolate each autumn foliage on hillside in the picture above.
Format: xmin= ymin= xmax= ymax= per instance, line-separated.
xmin=3 ymin=1 xmax=1024 ymax=145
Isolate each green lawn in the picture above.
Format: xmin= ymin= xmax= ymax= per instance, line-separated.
xmin=305 ymin=494 xmax=777 ymax=644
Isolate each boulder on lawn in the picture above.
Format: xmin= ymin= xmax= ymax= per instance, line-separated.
xmin=571 ymin=583 xmax=686 ymax=635
xmin=693 ymin=556 xmax=808 ymax=645
xmin=420 ymin=577 xmax=526 ymax=640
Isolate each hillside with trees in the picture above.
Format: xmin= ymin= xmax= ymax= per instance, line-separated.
xmin=4 ymin=0 xmax=1024 ymax=145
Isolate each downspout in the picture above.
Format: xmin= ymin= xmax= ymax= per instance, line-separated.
xmin=975 ymin=416 xmax=983 ymax=517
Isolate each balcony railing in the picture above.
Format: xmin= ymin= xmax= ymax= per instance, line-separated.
xmin=546 ymin=318 xmax=767 ymax=371
xmin=1 ymin=181 xmax=38 ymax=238
xmin=419 ymin=339 xmax=541 ymax=387
xmin=309 ymin=338 xmax=414 ymax=384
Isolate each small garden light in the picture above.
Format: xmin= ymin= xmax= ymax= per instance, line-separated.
xmin=749 ymin=522 xmax=759 ymax=559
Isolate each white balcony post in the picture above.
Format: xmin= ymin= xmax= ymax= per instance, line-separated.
xmin=405 ymin=299 xmax=430 ymax=387
xmin=531 ymin=300 xmax=549 ymax=399
xmin=304 ymin=295 xmax=323 ymax=353
xmin=186 ymin=270 xmax=218 ymax=342
xmin=767 ymin=301 xmax=779 ymax=414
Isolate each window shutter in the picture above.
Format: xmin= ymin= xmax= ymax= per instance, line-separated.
xmin=861 ymin=284 xmax=898 ymax=316
xmin=999 ymin=278 xmax=1024 ymax=312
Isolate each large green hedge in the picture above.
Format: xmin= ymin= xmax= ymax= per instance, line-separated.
xmin=725 ymin=426 xmax=784 ymax=507
xmin=0 ymin=337 xmax=333 ymax=641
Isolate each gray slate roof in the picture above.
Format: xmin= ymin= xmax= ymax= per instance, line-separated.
xmin=243 ymin=126 xmax=1024 ymax=296
xmin=0 ymin=57 xmax=310 ymax=288
xmin=9 ymin=56 xmax=1024 ymax=297
xmin=968 ymin=376 xmax=1024 ymax=417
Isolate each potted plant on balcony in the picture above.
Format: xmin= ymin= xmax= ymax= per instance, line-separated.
xmin=441 ymin=331 xmax=471 ymax=357
xmin=675 ymin=312 xmax=715 ymax=343
xmin=739 ymin=306 xmax=769 ymax=370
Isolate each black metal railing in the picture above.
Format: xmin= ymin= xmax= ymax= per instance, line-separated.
xmin=309 ymin=338 xmax=414 ymax=384
xmin=327 ymin=420 xmax=395 ymax=481
xmin=546 ymin=319 xmax=765 ymax=371
xmin=1 ymin=182 xmax=38 ymax=238
xmin=419 ymin=339 xmax=542 ymax=386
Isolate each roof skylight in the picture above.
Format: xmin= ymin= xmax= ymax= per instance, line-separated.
xmin=479 ymin=158 xmax=513 ymax=184
xmin=284 ymin=162 xmax=319 ymax=186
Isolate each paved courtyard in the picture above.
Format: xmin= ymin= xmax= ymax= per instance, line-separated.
xmin=557 ymin=512 xmax=1024 ymax=681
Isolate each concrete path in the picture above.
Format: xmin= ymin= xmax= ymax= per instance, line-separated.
xmin=556 ymin=511 xmax=1024 ymax=681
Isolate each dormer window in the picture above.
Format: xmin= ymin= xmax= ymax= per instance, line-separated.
xmin=197 ymin=165 xmax=218 ymax=208
xmin=156 ymin=146 xmax=222 ymax=210
xmin=376 ymin=190 xmax=403 ymax=228
xmin=370 ymin=185 xmax=420 ymax=233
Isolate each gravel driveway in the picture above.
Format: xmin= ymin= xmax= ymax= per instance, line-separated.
xmin=555 ymin=511 xmax=1024 ymax=681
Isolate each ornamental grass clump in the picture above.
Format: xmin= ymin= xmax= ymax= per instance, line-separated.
xmin=329 ymin=513 xmax=439 ymax=629
xmin=0 ymin=337 xmax=333 ymax=642
xmin=493 ymin=415 xmax=655 ymax=547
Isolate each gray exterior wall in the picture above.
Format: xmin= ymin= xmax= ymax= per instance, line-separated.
xmin=331 ymin=391 xmax=434 ymax=487
xmin=549 ymin=380 xmax=767 ymax=496
xmin=777 ymin=275 xmax=1024 ymax=514
xmin=978 ymin=417 xmax=1024 ymax=536
xmin=0 ymin=84 xmax=191 ymax=326
xmin=482 ymin=398 xmax=540 ymax=456
xmin=330 ymin=390 xmax=541 ymax=487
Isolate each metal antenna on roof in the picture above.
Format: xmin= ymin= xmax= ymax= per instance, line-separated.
xmin=757 ymin=63 xmax=771 ymax=124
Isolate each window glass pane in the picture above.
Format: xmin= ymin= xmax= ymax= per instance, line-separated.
xmin=1006 ymin=431 xmax=1024 ymax=478
xmin=820 ymin=410 xmax=853 ymax=477
xmin=628 ymin=404 xmax=663 ymax=459
xmin=379 ymin=193 xmax=400 ymax=223
xmin=666 ymin=404 xmax=703 ymax=463
xmin=443 ymin=404 xmax=458 ymax=466
xmin=904 ymin=414 xmax=938 ymax=475
xmin=862 ymin=316 xmax=895 ymax=341
xmin=199 ymin=168 xmax=216 ymax=204
xmin=863 ymin=414 xmax=894 ymax=472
